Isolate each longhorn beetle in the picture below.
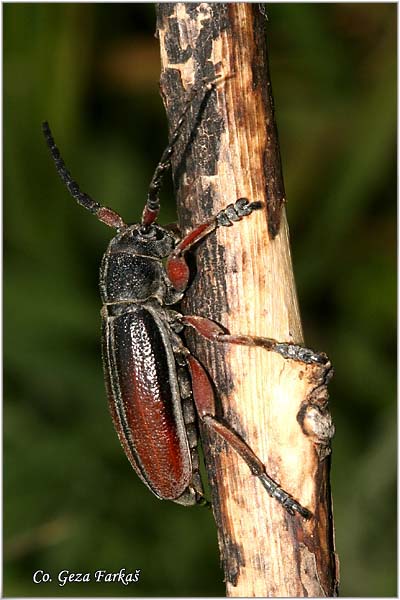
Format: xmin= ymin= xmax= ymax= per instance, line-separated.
xmin=43 ymin=82 xmax=328 ymax=519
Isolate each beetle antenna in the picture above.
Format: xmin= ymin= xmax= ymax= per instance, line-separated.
xmin=42 ymin=121 xmax=126 ymax=230
xmin=142 ymin=76 xmax=221 ymax=229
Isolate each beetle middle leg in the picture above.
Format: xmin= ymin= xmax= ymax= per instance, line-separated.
xmin=182 ymin=315 xmax=329 ymax=366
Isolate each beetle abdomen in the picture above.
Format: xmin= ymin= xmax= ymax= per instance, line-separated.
xmin=102 ymin=305 xmax=192 ymax=500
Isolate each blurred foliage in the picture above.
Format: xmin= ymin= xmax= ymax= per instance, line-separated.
xmin=4 ymin=4 xmax=396 ymax=597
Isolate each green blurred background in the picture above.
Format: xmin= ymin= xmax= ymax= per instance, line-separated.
xmin=4 ymin=3 xmax=396 ymax=597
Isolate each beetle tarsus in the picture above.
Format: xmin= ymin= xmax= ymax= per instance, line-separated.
xmin=216 ymin=198 xmax=263 ymax=227
xmin=258 ymin=473 xmax=312 ymax=519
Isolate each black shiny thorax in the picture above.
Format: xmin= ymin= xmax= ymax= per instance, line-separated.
xmin=99 ymin=223 xmax=178 ymax=306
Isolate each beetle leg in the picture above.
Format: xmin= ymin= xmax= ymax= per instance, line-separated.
xmin=143 ymin=76 xmax=224 ymax=229
xmin=165 ymin=333 xmax=209 ymax=507
xmin=181 ymin=315 xmax=329 ymax=366
xmin=166 ymin=198 xmax=262 ymax=292
xmin=186 ymin=354 xmax=312 ymax=519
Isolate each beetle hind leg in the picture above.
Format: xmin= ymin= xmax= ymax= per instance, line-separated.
xmin=185 ymin=354 xmax=312 ymax=518
xmin=174 ymin=354 xmax=208 ymax=507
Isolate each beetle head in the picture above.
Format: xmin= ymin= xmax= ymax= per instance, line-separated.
xmin=109 ymin=223 xmax=176 ymax=258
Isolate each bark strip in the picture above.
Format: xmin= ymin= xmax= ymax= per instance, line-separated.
xmin=156 ymin=4 xmax=338 ymax=596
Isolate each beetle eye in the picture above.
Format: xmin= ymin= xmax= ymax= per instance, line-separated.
xmin=136 ymin=226 xmax=156 ymax=240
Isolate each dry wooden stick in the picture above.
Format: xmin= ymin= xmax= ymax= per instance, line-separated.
xmin=156 ymin=4 xmax=338 ymax=596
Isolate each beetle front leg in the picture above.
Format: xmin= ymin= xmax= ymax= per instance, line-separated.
xmin=166 ymin=198 xmax=262 ymax=292
xmin=185 ymin=354 xmax=312 ymax=519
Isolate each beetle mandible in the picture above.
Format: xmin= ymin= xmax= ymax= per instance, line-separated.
xmin=43 ymin=82 xmax=328 ymax=518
